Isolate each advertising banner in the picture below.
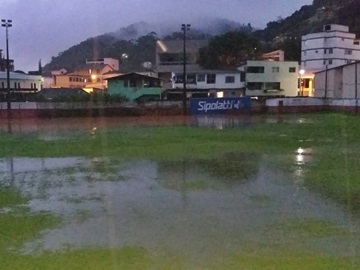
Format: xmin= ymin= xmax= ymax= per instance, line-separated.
xmin=189 ymin=97 xmax=251 ymax=115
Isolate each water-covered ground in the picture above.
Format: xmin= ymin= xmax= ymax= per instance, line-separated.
xmin=0 ymin=115 xmax=359 ymax=264
xmin=0 ymin=154 xmax=359 ymax=259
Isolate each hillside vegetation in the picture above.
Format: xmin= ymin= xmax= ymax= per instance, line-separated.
xmin=43 ymin=0 xmax=360 ymax=72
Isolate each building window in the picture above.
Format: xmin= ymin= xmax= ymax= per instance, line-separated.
xmin=206 ymin=74 xmax=216 ymax=84
xmin=97 ymin=78 xmax=101 ymax=83
xmin=225 ymin=76 xmax=235 ymax=83
xmin=247 ymin=66 xmax=264 ymax=73
xmin=197 ymin=74 xmax=205 ymax=82
xmin=14 ymin=82 xmax=17 ymax=89
xmin=129 ymin=79 xmax=136 ymax=87
xmin=265 ymin=82 xmax=281 ymax=90
xmin=187 ymin=74 xmax=196 ymax=84
xmin=247 ymin=82 xmax=263 ymax=90
xmin=272 ymin=67 xmax=279 ymax=73
xmin=324 ymin=49 xmax=327 ymax=54
xmin=345 ymin=49 xmax=352 ymax=55
xmin=1 ymin=82 xmax=4 ymax=88
xmin=240 ymin=72 xmax=246 ymax=82
xmin=289 ymin=67 xmax=296 ymax=73
xmin=354 ymin=41 xmax=360 ymax=45
xmin=175 ymin=74 xmax=184 ymax=83
xmin=329 ymin=48 xmax=333 ymax=54
xmin=329 ymin=59 xmax=333 ymax=65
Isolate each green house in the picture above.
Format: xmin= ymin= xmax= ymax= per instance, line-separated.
xmin=107 ymin=73 xmax=163 ymax=101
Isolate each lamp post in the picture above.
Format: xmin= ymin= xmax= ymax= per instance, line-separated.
xmin=181 ymin=23 xmax=190 ymax=116
xmin=1 ymin=19 xmax=12 ymax=111
xmin=299 ymin=69 xmax=305 ymax=97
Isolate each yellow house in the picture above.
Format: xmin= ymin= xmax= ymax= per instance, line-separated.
xmin=52 ymin=64 xmax=115 ymax=90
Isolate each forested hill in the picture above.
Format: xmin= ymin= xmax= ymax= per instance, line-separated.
xmin=43 ymin=0 xmax=360 ymax=73
xmin=258 ymin=0 xmax=360 ymax=41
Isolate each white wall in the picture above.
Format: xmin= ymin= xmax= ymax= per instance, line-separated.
xmin=314 ymin=63 xmax=360 ymax=99
xmin=0 ymin=72 xmax=42 ymax=91
xmin=266 ymin=97 xmax=325 ymax=107
xmin=246 ymin=61 xmax=298 ymax=97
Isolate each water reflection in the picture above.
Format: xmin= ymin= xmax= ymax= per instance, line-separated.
xmin=0 ymin=155 xmax=359 ymax=259
xmin=293 ymin=148 xmax=313 ymax=184
xmin=191 ymin=115 xmax=251 ymax=129
xmin=0 ymin=115 xmax=320 ymax=135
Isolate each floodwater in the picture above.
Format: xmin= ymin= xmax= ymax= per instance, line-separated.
xmin=0 ymin=114 xmax=311 ymax=134
xmin=0 ymin=154 xmax=359 ymax=259
xmin=0 ymin=115 xmax=359 ymax=264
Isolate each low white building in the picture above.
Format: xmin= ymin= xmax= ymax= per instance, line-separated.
xmin=314 ymin=61 xmax=360 ymax=99
xmin=0 ymin=71 xmax=42 ymax=92
xmin=171 ymin=70 xmax=246 ymax=98
xmin=244 ymin=60 xmax=299 ymax=97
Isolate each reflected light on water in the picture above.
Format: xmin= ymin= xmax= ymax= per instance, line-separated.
xmin=294 ymin=147 xmax=313 ymax=184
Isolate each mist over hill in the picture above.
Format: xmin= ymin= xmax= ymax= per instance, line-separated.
xmin=43 ymin=0 xmax=360 ymax=73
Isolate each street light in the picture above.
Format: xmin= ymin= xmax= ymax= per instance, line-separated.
xmin=1 ymin=19 xmax=12 ymax=111
xmin=299 ymin=69 xmax=305 ymax=96
xmin=181 ymin=23 xmax=190 ymax=116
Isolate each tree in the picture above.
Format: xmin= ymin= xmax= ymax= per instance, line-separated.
xmin=198 ymin=31 xmax=262 ymax=69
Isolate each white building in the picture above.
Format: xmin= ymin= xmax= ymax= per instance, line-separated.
xmin=314 ymin=62 xmax=360 ymax=99
xmin=172 ymin=70 xmax=246 ymax=98
xmin=0 ymin=72 xmax=42 ymax=91
xmin=301 ymin=24 xmax=360 ymax=97
xmin=244 ymin=60 xmax=299 ymax=97
xmin=302 ymin=24 xmax=360 ymax=72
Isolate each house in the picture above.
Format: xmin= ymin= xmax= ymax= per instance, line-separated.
xmin=313 ymin=61 xmax=360 ymax=99
xmin=168 ymin=70 xmax=246 ymax=99
xmin=51 ymin=63 xmax=115 ymax=90
xmin=243 ymin=60 xmax=299 ymax=97
xmin=301 ymin=24 xmax=360 ymax=95
xmin=0 ymin=71 xmax=42 ymax=101
xmin=107 ymin=73 xmax=163 ymax=101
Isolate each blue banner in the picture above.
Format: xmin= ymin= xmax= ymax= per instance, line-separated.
xmin=189 ymin=97 xmax=251 ymax=115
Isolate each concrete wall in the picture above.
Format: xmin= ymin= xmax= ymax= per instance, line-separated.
xmin=314 ymin=62 xmax=360 ymax=99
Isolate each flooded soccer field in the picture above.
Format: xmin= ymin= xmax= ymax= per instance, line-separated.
xmin=0 ymin=114 xmax=360 ymax=269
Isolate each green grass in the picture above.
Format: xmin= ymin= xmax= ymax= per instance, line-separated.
xmin=1 ymin=112 xmax=360 ymax=269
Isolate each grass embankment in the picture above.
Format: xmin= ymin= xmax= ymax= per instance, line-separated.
xmin=1 ymin=113 xmax=360 ymax=269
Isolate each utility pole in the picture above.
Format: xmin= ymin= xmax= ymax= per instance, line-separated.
xmin=181 ymin=24 xmax=190 ymax=116
xmin=1 ymin=19 xmax=12 ymax=113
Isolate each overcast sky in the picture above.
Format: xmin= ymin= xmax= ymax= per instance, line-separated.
xmin=0 ymin=0 xmax=312 ymax=72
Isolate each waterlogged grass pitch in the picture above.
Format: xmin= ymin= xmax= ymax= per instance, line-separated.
xmin=0 ymin=113 xmax=360 ymax=269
